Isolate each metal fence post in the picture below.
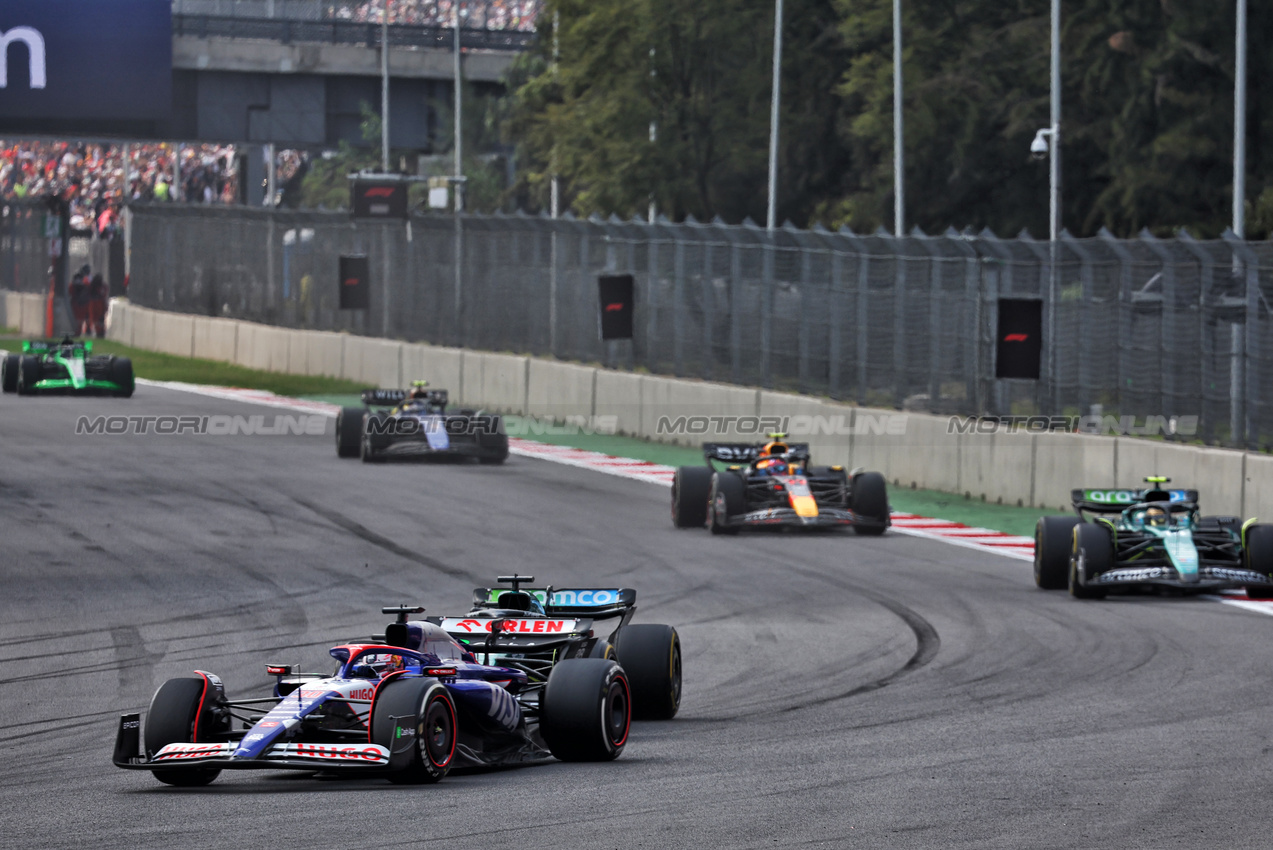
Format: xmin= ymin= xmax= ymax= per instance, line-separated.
xmin=673 ymin=227 xmax=685 ymax=377
xmin=1099 ymin=229 xmax=1136 ymax=421
xmin=1177 ymin=231 xmax=1216 ymax=443
xmin=892 ymin=234 xmax=907 ymax=408
xmin=761 ymin=236 xmax=773 ymax=388
xmin=827 ymin=246 xmax=844 ymax=399
xmin=1061 ymin=233 xmax=1096 ymax=415
xmin=729 ymin=238 xmax=743 ymax=384
xmin=1225 ymin=232 xmax=1261 ymax=448
xmin=1139 ymin=230 xmax=1177 ymax=423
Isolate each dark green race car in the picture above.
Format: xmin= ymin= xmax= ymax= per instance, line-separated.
xmin=2 ymin=338 xmax=134 ymax=397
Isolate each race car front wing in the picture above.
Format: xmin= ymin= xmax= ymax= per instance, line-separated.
xmin=112 ymin=713 xmax=400 ymax=772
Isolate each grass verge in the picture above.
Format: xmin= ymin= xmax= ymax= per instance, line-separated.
xmin=0 ymin=336 xmax=366 ymax=397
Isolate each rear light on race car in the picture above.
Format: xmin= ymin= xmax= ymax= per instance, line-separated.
xmin=425 ymin=668 xmax=457 ymax=677
xmin=266 ymin=664 xmax=294 ymax=676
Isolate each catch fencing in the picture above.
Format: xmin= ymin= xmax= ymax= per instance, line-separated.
xmin=9 ymin=202 xmax=1273 ymax=449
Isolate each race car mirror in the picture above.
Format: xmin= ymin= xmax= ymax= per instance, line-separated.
xmin=339 ymin=255 xmax=370 ymax=310
xmin=995 ymin=298 xmax=1042 ymax=380
xmin=598 ymin=274 xmax=634 ymax=340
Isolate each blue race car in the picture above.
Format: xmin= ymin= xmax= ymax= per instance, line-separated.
xmin=113 ymin=625 xmax=631 ymax=786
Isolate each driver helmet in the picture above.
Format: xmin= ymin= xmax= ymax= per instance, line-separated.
xmin=408 ymin=381 xmax=430 ymax=400
xmin=1144 ymin=505 xmax=1169 ymax=527
xmin=754 ymin=457 xmax=788 ymax=476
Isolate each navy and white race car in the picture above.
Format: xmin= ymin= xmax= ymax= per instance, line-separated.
xmin=113 ymin=628 xmax=631 ymax=786
xmin=335 ymin=383 xmax=508 ymax=464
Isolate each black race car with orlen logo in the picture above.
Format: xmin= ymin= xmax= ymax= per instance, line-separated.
xmin=399 ymin=574 xmax=682 ymax=725
xmin=335 ymin=382 xmax=508 ymax=464
xmin=671 ymin=435 xmax=890 ymax=535
xmin=113 ymin=621 xmax=635 ymax=786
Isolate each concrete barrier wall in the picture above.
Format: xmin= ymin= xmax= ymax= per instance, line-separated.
xmin=401 ymin=343 xmax=462 ymax=395
xmin=527 ymin=360 xmax=595 ymax=422
xmin=192 ymin=316 xmax=238 ymax=362
xmin=91 ymin=297 xmax=1273 ymax=524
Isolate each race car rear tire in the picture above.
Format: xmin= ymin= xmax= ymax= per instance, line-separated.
xmin=1034 ymin=515 xmax=1081 ymax=590
xmin=1070 ymin=523 xmax=1111 ymax=599
xmin=614 ymin=624 xmax=682 ymax=720
xmin=672 ymin=466 xmax=712 ymax=528
xmin=15 ymin=356 xmax=39 ymax=395
xmin=1 ymin=354 xmax=17 ymax=393
xmin=145 ymin=677 xmax=222 ymax=787
xmin=1242 ymin=525 xmax=1273 ymax=596
xmin=336 ymin=407 xmax=363 ymax=458
xmin=708 ymin=472 xmax=745 ymax=535
xmin=371 ymin=678 xmax=456 ymax=784
xmin=109 ymin=357 xmax=134 ymax=397
xmin=541 ymin=659 xmax=630 ymax=762
xmin=850 ymin=471 xmax=889 ymax=535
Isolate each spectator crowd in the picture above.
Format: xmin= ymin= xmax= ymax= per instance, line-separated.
xmin=327 ymin=0 xmax=539 ymax=31
xmin=1 ymin=141 xmax=240 ymax=235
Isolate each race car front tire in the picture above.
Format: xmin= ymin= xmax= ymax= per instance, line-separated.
xmin=541 ymin=659 xmax=631 ymax=762
xmin=614 ymin=624 xmax=682 ymax=720
xmin=1 ymin=354 xmax=17 ymax=393
xmin=371 ymin=677 xmax=456 ymax=784
xmin=109 ymin=357 xmax=134 ymax=397
xmin=145 ymin=677 xmax=222 ymax=787
xmin=1070 ymin=523 xmax=1111 ymax=599
xmin=849 ymin=471 xmax=889 ymax=535
xmin=672 ymin=466 xmax=712 ymax=528
xmin=708 ymin=472 xmax=745 ymax=535
xmin=336 ymin=407 xmax=363 ymax=458
xmin=1034 ymin=515 xmax=1081 ymax=590
xmin=475 ymin=415 xmax=509 ymax=464
xmin=15 ymin=356 xmax=40 ymax=395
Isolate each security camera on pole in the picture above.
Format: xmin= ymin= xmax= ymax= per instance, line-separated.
xmin=1029 ymin=0 xmax=1061 ymax=411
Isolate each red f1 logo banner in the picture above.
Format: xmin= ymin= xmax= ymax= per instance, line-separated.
xmin=338 ymin=255 xmax=370 ymax=310
xmin=995 ymin=298 xmax=1042 ymax=380
xmin=598 ymin=274 xmax=634 ymax=340
xmin=350 ymin=180 xmax=408 ymax=219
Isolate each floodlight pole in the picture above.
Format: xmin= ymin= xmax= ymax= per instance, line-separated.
xmin=1047 ymin=0 xmax=1061 ymax=412
xmin=766 ymin=0 xmax=783 ymax=231
xmin=1233 ymin=0 xmax=1247 ymax=238
xmin=380 ymin=0 xmax=390 ymax=172
xmin=453 ymin=4 xmax=463 ymax=212
xmin=893 ymin=0 xmax=903 ymax=236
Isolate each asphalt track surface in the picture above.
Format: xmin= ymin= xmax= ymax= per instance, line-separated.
xmin=3 ymin=387 xmax=1272 ymax=849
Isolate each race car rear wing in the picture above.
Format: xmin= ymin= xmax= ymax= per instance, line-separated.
xmin=470 ymin=586 xmax=637 ymax=618
xmin=1071 ymin=487 xmax=1198 ymax=514
xmin=23 ymin=339 xmax=89 ymax=354
xmin=361 ymin=388 xmax=449 ymax=407
xmin=703 ymin=443 xmax=812 ymax=465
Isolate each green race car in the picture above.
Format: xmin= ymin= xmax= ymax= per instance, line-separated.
xmin=1034 ymin=476 xmax=1273 ymax=599
xmin=2 ymin=338 xmax=134 ymax=397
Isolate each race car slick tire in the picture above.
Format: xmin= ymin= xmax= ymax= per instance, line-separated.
xmin=145 ymin=677 xmax=222 ymax=787
xmin=614 ymin=624 xmax=682 ymax=720
xmin=371 ymin=678 xmax=456 ymax=784
xmin=708 ymin=472 xmax=745 ymax=535
xmin=1 ymin=354 xmax=17 ymax=393
xmin=1034 ymin=515 xmax=1081 ymax=590
xmin=672 ymin=466 xmax=712 ymax=528
xmin=15 ymin=356 xmax=39 ymax=395
xmin=476 ymin=415 xmax=509 ymax=464
xmin=850 ymin=471 xmax=889 ymax=535
xmin=1070 ymin=523 xmax=1111 ymax=600
xmin=541 ymin=659 xmax=630 ymax=762
xmin=109 ymin=357 xmax=134 ymax=397
xmin=1242 ymin=525 xmax=1273 ymax=597
xmin=361 ymin=414 xmax=387 ymax=463
xmin=336 ymin=407 xmax=363 ymax=458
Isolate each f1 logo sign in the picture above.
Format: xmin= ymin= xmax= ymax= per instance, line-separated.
xmin=0 ymin=27 xmax=47 ymax=89
xmin=1003 ymin=333 xmax=1028 ymax=343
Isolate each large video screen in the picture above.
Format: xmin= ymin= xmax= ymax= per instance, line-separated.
xmin=0 ymin=0 xmax=171 ymax=137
